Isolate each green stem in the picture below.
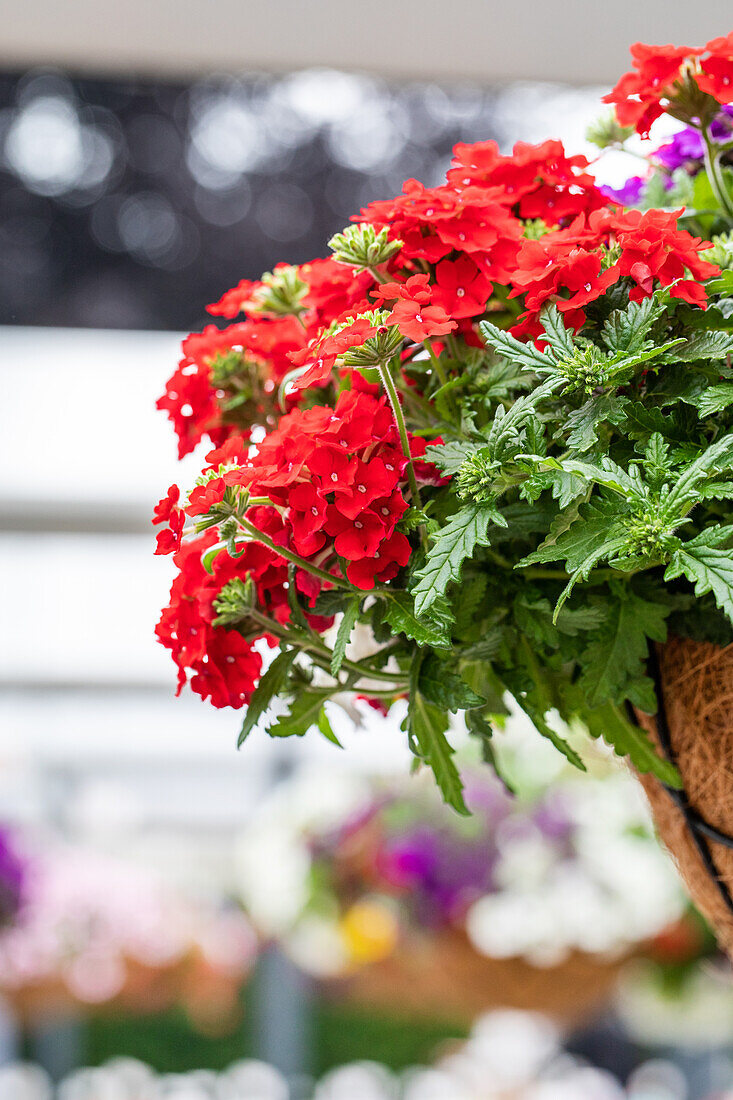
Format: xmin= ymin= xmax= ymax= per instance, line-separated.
xmin=425 ymin=337 xmax=461 ymax=421
xmin=236 ymin=516 xmax=351 ymax=590
xmin=377 ymin=359 xmax=422 ymax=508
xmin=367 ymin=265 xmax=390 ymax=284
xmin=423 ymin=337 xmax=449 ymax=388
xmin=703 ymin=128 xmax=733 ymax=218
xmin=249 ymin=611 xmax=408 ymax=686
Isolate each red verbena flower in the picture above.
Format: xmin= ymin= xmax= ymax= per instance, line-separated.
xmin=603 ymin=42 xmax=703 ymax=137
xmin=698 ymin=34 xmax=733 ymax=105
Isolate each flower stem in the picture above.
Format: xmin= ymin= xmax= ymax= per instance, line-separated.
xmin=377 ymin=359 xmax=422 ymax=508
xmin=250 ymin=610 xmax=407 ymax=685
xmin=703 ymin=128 xmax=733 ymax=218
xmin=423 ymin=337 xmax=449 ymax=388
xmin=236 ymin=515 xmax=351 ymax=589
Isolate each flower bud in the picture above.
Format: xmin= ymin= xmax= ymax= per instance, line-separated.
xmin=253 ymin=266 xmax=308 ymax=316
xmin=586 ymin=111 xmax=634 ymax=150
xmin=457 ymin=450 xmax=499 ymax=503
xmin=329 ymin=224 xmax=402 ymax=271
xmin=213 ymin=576 xmax=258 ymax=627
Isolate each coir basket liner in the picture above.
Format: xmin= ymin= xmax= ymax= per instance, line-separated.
xmin=635 ymin=636 xmax=733 ymax=955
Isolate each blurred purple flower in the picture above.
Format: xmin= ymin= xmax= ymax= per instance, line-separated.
xmin=0 ymin=828 xmax=26 ymax=927
xmin=321 ymin=774 xmax=576 ymax=929
xmin=600 ymin=176 xmax=646 ymax=206
xmin=655 ymin=128 xmax=704 ymax=171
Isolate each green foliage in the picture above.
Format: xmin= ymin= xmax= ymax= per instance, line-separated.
xmin=665 ymin=528 xmax=733 ymax=622
xmin=267 ymin=693 xmax=331 ymax=739
xmin=238 ymin=649 xmax=297 ymax=745
xmin=380 ymin=592 xmax=452 ymax=648
xmin=417 ymin=653 xmax=486 ymax=712
xmin=582 ymin=704 xmax=682 ymax=787
xmin=406 ymin=654 xmax=468 ymax=813
xmin=330 ymin=598 xmax=361 ymax=675
xmin=411 ymin=503 xmax=506 ymax=615
xmin=577 ymin=585 xmax=669 ymax=708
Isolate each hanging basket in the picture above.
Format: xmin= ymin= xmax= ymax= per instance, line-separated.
xmin=324 ymin=928 xmax=629 ymax=1028
xmin=634 ymin=636 xmax=733 ymax=956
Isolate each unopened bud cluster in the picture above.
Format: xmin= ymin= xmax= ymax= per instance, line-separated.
xmin=707 ymin=231 xmax=733 ymax=271
xmin=622 ymin=499 xmax=678 ymax=561
xmin=213 ymin=576 xmax=257 ymax=627
xmin=556 ymin=345 xmax=610 ymax=395
xmin=340 ymin=310 xmax=404 ymax=367
xmin=586 ymin=112 xmax=634 ymax=150
xmin=457 ymin=450 xmax=498 ymax=503
xmin=254 ymin=266 xmax=308 ymax=316
xmin=329 ymin=224 xmax=402 ymax=271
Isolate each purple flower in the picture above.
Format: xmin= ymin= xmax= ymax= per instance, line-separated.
xmin=0 ymin=829 xmax=26 ymax=927
xmin=600 ymin=176 xmax=646 ymax=206
xmin=710 ymin=105 xmax=733 ymax=141
xmin=320 ymin=772 xmax=577 ymax=930
xmin=655 ymin=128 xmax=704 ymax=171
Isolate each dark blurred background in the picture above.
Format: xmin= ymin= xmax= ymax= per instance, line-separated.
xmin=0 ymin=69 xmax=508 ymax=330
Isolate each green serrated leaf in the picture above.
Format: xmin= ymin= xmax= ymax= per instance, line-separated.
xmin=518 ymin=500 xmax=630 ymax=617
xmin=583 ymin=704 xmax=681 ymax=787
xmin=238 ymin=649 xmax=297 ymax=746
xmin=665 ymin=530 xmax=733 ymax=624
xmin=565 ymin=395 xmax=628 ymax=452
xmin=411 ymin=503 xmax=506 ymax=616
xmin=423 ymin=441 xmax=484 ymax=476
xmin=538 ymin=303 xmax=575 ymax=357
xmin=519 ymin=500 xmax=628 ymax=573
xmin=673 ymin=331 xmax=733 ymax=362
xmin=694 ymin=383 xmax=733 ymax=418
xmin=418 ymin=653 xmax=487 ymax=712
xmin=479 ymin=319 xmax=553 ymax=371
xmin=381 ymin=591 xmax=452 ymax=648
xmin=331 ymin=598 xmax=361 ymax=675
xmin=602 ymin=296 xmax=665 ymax=355
xmin=579 ymin=589 xmax=669 ymax=708
xmin=317 ymin=706 xmax=343 ymax=747
xmin=267 ymin=692 xmax=327 ymax=738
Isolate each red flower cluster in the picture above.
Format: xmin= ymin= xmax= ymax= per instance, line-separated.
xmin=604 ymin=37 xmax=733 ymax=137
xmin=155 ymin=388 xmax=429 ymax=704
xmin=223 ymin=388 xmax=415 ymax=590
xmin=698 ymin=33 xmax=733 ymax=105
xmin=374 ymin=274 xmax=457 ymax=342
xmin=159 ymin=138 xmax=615 ymax=459
xmin=155 ymin=532 xmax=288 ymax=709
xmin=152 ymin=484 xmax=185 ymax=555
xmin=358 ymin=176 xmax=522 ymax=276
xmin=160 ymin=259 xmax=373 ymax=457
xmin=447 ymin=138 xmax=608 ymax=224
xmin=510 ymin=207 xmax=718 ymax=333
